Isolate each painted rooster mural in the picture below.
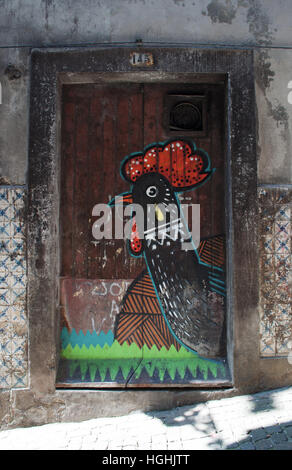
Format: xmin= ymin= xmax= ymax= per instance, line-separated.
xmin=109 ymin=139 xmax=226 ymax=357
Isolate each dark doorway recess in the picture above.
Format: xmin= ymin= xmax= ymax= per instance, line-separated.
xmin=28 ymin=48 xmax=259 ymax=407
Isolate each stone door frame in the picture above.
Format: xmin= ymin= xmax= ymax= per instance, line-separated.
xmin=27 ymin=47 xmax=259 ymax=413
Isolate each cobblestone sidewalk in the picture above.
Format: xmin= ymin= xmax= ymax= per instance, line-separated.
xmin=0 ymin=387 xmax=292 ymax=450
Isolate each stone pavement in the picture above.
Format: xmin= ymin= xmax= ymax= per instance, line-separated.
xmin=1 ymin=387 xmax=292 ymax=450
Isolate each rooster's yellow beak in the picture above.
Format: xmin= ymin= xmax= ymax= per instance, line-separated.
xmin=155 ymin=204 xmax=164 ymax=221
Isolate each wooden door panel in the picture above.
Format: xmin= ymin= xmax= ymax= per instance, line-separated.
xmin=60 ymin=84 xmax=145 ymax=280
xmin=57 ymin=81 xmax=229 ymax=388
xmin=58 ymin=84 xmax=145 ymax=387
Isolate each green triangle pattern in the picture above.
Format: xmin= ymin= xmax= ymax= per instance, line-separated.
xmin=61 ymin=341 xmax=226 ymax=382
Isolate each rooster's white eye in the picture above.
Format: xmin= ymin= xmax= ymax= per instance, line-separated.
xmin=146 ymin=185 xmax=158 ymax=198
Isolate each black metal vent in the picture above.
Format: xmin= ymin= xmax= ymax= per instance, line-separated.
xmin=170 ymin=102 xmax=202 ymax=131
xmin=165 ymin=94 xmax=207 ymax=135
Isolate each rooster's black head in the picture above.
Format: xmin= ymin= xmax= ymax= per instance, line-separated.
xmin=109 ymin=138 xmax=213 ymax=256
xmin=131 ymin=172 xmax=176 ymax=207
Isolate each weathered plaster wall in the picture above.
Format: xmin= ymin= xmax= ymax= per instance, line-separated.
xmin=0 ymin=0 xmax=291 ymax=429
xmin=255 ymin=49 xmax=292 ymax=184
xmin=1 ymin=0 xmax=292 ymax=183
xmin=0 ymin=49 xmax=28 ymax=185
xmin=0 ymin=0 xmax=292 ymax=48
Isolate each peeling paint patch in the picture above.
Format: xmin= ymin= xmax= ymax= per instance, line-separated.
xmin=246 ymin=0 xmax=273 ymax=45
xmin=255 ymin=50 xmax=275 ymax=91
xmin=204 ymin=0 xmax=237 ymax=24
xmin=0 ymin=177 xmax=13 ymax=185
xmin=269 ymin=103 xmax=289 ymax=129
xmin=4 ymin=64 xmax=22 ymax=80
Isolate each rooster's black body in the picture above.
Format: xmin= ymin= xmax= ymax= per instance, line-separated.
xmin=110 ymin=139 xmax=226 ymax=357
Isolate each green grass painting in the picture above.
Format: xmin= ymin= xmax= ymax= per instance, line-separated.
xmin=61 ymin=334 xmax=226 ymax=383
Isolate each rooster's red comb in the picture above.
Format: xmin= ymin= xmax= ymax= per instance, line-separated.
xmin=121 ymin=139 xmax=212 ymax=191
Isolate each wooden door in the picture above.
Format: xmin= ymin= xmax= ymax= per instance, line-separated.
xmin=56 ymin=80 xmax=229 ymax=388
